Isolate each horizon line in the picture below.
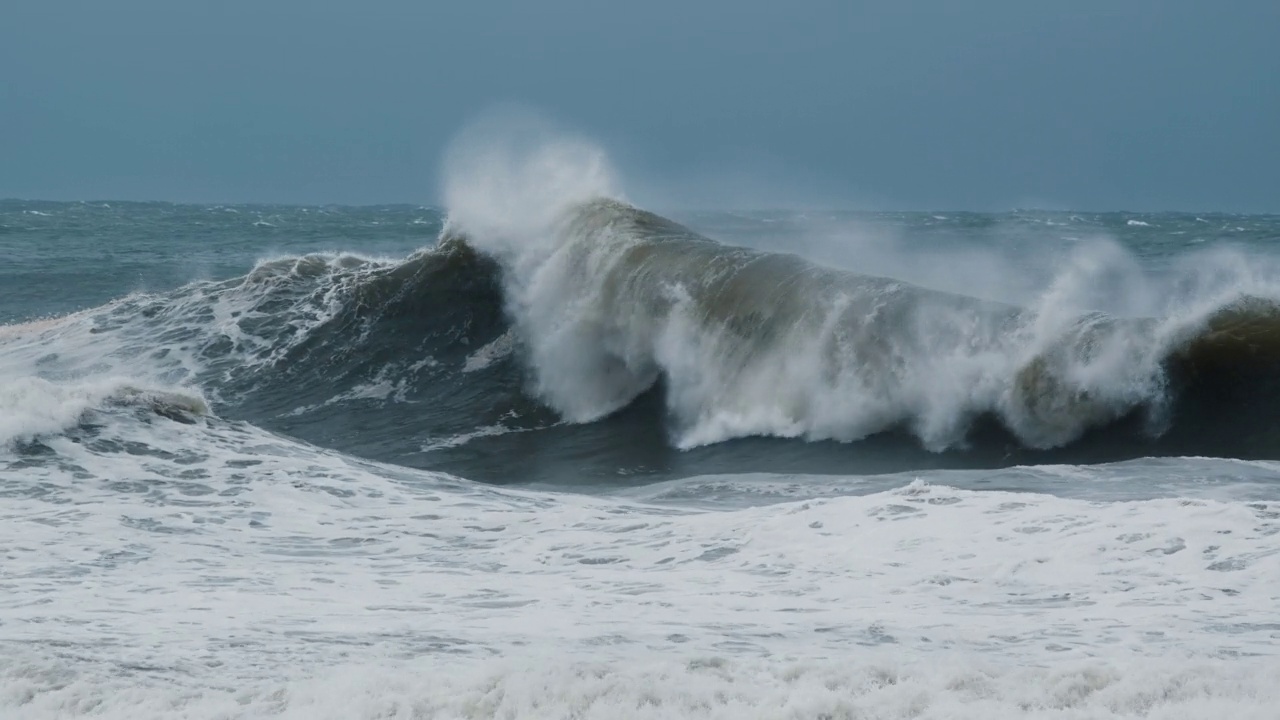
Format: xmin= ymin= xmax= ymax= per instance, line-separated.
xmin=2 ymin=197 xmax=1277 ymax=216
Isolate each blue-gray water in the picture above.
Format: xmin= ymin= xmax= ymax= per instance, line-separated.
xmin=4 ymin=197 xmax=1280 ymax=718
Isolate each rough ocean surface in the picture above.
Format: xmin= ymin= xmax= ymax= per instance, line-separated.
xmin=4 ymin=161 xmax=1280 ymax=719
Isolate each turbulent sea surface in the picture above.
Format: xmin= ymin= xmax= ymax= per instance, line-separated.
xmin=3 ymin=190 xmax=1280 ymax=718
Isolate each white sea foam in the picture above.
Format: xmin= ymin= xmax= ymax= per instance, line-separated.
xmin=0 ymin=376 xmax=144 ymax=445
xmin=462 ymin=328 xmax=516 ymax=373
xmin=419 ymin=419 xmax=526 ymax=451
xmin=0 ymin=308 xmax=210 ymax=443
xmin=4 ymin=652 xmax=1279 ymax=719
xmin=8 ymin=414 xmax=1280 ymax=668
xmin=2 ymin=407 xmax=1279 ymax=714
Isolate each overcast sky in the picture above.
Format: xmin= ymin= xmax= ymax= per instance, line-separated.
xmin=3 ymin=0 xmax=1277 ymax=210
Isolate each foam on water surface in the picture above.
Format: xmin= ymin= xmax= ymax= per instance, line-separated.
xmin=6 ymin=162 xmax=1280 ymax=716
xmin=5 ymin=651 xmax=1280 ymax=719
xmin=3 ymin=405 xmax=1280 ymax=716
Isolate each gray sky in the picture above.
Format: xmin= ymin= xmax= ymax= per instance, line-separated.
xmin=3 ymin=0 xmax=1277 ymax=210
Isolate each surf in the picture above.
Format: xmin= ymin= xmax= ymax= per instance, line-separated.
xmin=5 ymin=142 xmax=1280 ymax=480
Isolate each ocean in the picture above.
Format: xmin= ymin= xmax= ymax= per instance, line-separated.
xmin=3 ymin=185 xmax=1280 ymax=717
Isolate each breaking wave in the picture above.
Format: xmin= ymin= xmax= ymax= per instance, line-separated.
xmin=5 ymin=141 xmax=1280 ymax=479
xmin=444 ymin=196 xmax=1280 ymax=456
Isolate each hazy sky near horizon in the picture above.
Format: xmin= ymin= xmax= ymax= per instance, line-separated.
xmin=3 ymin=0 xmax=1277 ymax=210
